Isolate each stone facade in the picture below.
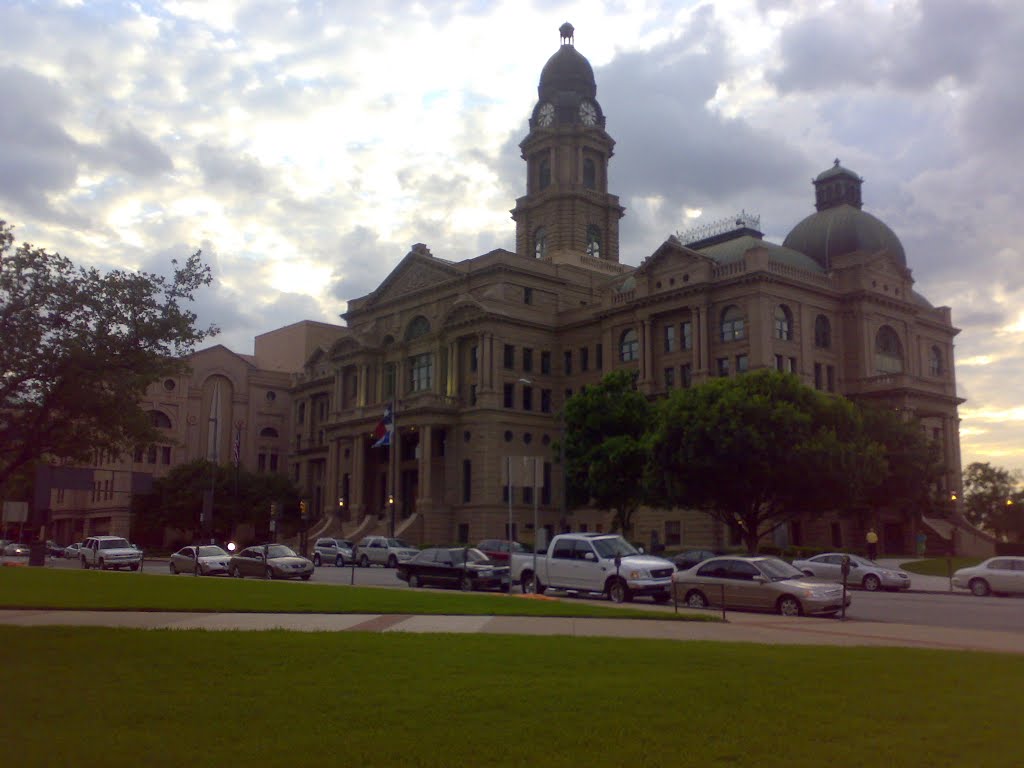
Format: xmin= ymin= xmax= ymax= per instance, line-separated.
xmin=289 ymin=26 xmax=967 ymax=557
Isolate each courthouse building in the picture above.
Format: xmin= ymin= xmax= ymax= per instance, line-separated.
xmin=288 ymin=23 xmax=967 ymax=556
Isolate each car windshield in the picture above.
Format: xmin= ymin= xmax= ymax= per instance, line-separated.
xmin=757 ymin=558 xmax=806 ymax=581
xmin=592 ymin=537 xmax=640 ymax=559
xmin=99 ymin=539 xmax=131 ymax=549
xmin=197 ymin=546 xmax=227 ymax=557
xmin=387 ymin=539 xmax=412 ymax=548
xmin=266 ymin=545 xmax=298 ymax=558
xmin=448 ymin=548 xmax=488 ymax=564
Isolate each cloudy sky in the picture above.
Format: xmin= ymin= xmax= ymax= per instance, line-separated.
xmin=2 ymin=0 xmax=1021 ymax=477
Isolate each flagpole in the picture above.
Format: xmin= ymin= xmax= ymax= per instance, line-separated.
xmin=390 ymin=399 xmax=398 ymax=538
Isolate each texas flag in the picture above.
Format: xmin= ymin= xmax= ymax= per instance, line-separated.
xmin=373 ymin=402 xmax=393 ymax=447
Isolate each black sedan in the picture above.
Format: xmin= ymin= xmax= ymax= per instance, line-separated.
xmin=228 ymin=544 xmax=313 ymax=580
xmin=397 ymin=547 xmax=510 ymax=592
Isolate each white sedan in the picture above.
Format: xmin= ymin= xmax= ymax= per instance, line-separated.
xmin=952 ymin=557 xmax=1024 ymax=596
xmin=791 ymin=553 xmax=911 ymax=592
xmin=169 ymin=545 xmax=232 ymax=576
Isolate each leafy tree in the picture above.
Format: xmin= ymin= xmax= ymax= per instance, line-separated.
xmin=962 ymin=462 xmax=1024 ymax=540
xmin=0 ymin=221 xmax=217 ymax=490
xmin=132 ymin=460 xmax=301 ymax=547
xmin=649 ymin=369 xmax=886 ymax=553
xmin=560 ymin=369 xmax=653 ymax=534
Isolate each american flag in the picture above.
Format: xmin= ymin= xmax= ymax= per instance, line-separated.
xmin=373 ymin=402 xmax=393 ymax=448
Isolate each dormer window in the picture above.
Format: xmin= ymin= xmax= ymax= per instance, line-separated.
xmin=583 ymin=158 xmax=596 ymax=189
xmin=539 ymin=157 xmax=551 ymax=191
xmin=534 ymin=227 xmax=547 ymax=259
xmin=586 ymin=225 xmax=601 ymax=258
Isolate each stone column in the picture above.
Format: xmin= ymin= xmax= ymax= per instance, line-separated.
xmin=351 ymin=434 xmax=366 ymax=520
xmin=358 ymin=365 xmax=368 ymax=407
xmin=418 ymin=425 xmax=433 ymax=515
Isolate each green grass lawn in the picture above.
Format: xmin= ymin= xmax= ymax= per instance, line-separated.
xmin=900 ymin=557 xmax=982 ymax=576
xmin=0 ymin=567 xmax=711 ymax=621
xmin=4 ymin=626 xmax=1023 ymax=768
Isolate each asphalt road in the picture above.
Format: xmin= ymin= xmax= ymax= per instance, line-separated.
xmin=26 ymin=556 xmax=1024 ymax=634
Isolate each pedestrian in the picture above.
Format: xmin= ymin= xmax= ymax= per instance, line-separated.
xmin=866 ymin=527 xmax=879 ymax=561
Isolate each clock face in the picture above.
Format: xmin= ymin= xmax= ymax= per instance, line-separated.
xmin=578 ymin=100 xmax=597 ymax=126
xmin=537 ymin=102 xmax=555 ymax=127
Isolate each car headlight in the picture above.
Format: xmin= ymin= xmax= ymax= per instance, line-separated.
xmin=627 ymin=569 xmax=651 ymax=579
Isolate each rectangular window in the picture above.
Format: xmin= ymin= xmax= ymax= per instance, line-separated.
xmin=462 ymin=460 xmax=472 ymax=503
xmin=736 ymin=354 xmax=748 ymax=373
xmin=565 ymin=388 xmax=573 ymax=401
xmin=681 ymin=364 xmax=692 ymax=388
xmin=664 ymin=325 xmax=675 ymax=352
xmin=457 ymin=523 xmax=469 ymax=544
xmin=665 ymin=520 xmax=681 ymax=547
xmin=524 ymin=286 xmax=534 ymax=305
xmin=681 ymin=321 xmax=693 ymax=350
xmin=161 ymin=446 xmax=172 ymax=464
xmin=580 ymin=347 xmax=589 ymax=371
xmin=409 ymin=353 xmax=433 ymax=392
xmin=503 ymin=383 xmax=514 ymax=408
xmin=542 ymin=462 xmax=552 ymax=505
xmin=522 ymin=385 xmax=533 ymax=411
xmin=270 ymin=454 xmax=278 ymax=472
xmin=470 ymin=384 xmax=478 ymax=406
xmin=523 ymin=486 xmax=534 ymax=505
xmin=831 ymin=522 xmax=842 ymax=548
xmin=147 ymin=445 xmax=157 ymax=464
xmin=775 ymin=354 xmax=784 ymax=372
xmin=789 ymin=356 xmax=797 ymax=374
xmin=827 ymin=365 xmax=835 ymax=392
xmin=470 ymin=346 xmax=478 ymax=373
xmin=595 ymin=343 xmax=603 ymax=369
xmin=541 ymin=351 xmax=551 ymax=374
xmin=664 ymin=367 xmax=675 ymax=388
xmin=564 ymin=350 xmax=573 ymax=375
xmin=541 ymin=389 xmax=552 ymax=413
xmin=523 ymin=347 xmax=534 ymax=373
xmin=814 ymin=362 xmax=823 ymax=390
xmin=503 ymin=344 xmax=515 ymax=369
xmin=717 ymin=357 xmax=730 ymax=377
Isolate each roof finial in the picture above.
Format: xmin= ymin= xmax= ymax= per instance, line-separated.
xmin=559 ymin=22 xmax=575 ymax=46
xmin=833 ymin=158 xmax=841 ymax=167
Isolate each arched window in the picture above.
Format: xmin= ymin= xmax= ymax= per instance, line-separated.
xmin=260 ymin=427 xmax=279 ymax=439
xmin=381 ymin=334 xmax=395 ymax=347
xmin=814 ymin=315 xmax=832 ymax=349
xmin=539 ymin=157 xmax=551 ymax=191
xmin=148 ymin=410 xmax=171 ymax=429
xmin=619 ymin=328 xmax=639 ymax=362
xmin=583 ymin=158 xmax=596 ymax=189
xmin=773 ymin=305 xmax=793 ymax=341
xmin=405 ymin=315 xmax=430 ymax=341
xmin=875 ymin=325 xmax=904 ymax=374
xmin=534 ymin=227 xmax=547 ymax=259
xmin=929 ymin=345 xmax=944 ymax=376
xmin=586 ymin=225 xmax=602 ymax=259
xmin=721 ymin=305 xmax=745 ymax=342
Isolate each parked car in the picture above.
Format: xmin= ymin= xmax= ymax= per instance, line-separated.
xmin=673 ymin=556 xmax=851 ymax=617
xmin=46 ymin=540 xmax=65 ymax=558
xmin=170 ymin=545 xmax=231 ymax=576
xmin=312 ymin=538 xmax=354 ymax=567
xmin=2 ymin=542 xmax=30 ymax=557
xmin=397 ymin=547 xmax=511 ymax=592
xmin=228 ymin=544 xmax=313 ymax=580
xmin=670 ymin=549 xmax=721 ymax=571
xmin=952 ymin=556 xmax=1024 ymax=596
xmin=79 ymin=536 xmax=143 ymax=571
xmin=355 ymin=536 xmax=419 ymax=568
xmin=476 ymin=539 xmax=528 ymax=562
xmin=64 ymin=542 xmax=83 ymax=559
xmin=792 ymin=553 xmax=912 ymax=591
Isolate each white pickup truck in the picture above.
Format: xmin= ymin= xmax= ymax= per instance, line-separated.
xmin=511 ymin=533 xmax=675 ymax=604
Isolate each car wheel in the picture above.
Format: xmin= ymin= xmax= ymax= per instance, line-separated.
xmin=522 ymin=573 xmax=537 ymax=594
xmin=607 ymin=578 xmax=631 ymax=604
xmin=500 ymin=582 xmax=510 ymax=593
xmin=360 ymin=554 xmax=370 ymax=568
xmin=387 ymin=555 xmax=398 ymax=568
xmin=863 ymin=574 xmax=881 ymax=592
xmin=301 ymin=574 xmax=311 ymax=581
xmin=230 ymin=566 xmax=242 ymax=578
xmin=98 ymin=559 xmax=105 ymax=571
xmin=460 ymin=575 xmax=474 ymax=592
xmin=408 ymin=574 xmax=420 ymax=588
xmin=686 ymin=590 xmax=708 ymax=609
xmin=313 ymin=554 xmax=321 ymax=567
xmin=194 ymin=566 xmax=202 ymax=577
xmin=130 ymin=564 xmax=139 ymax=572
xmin=264 ymin=566 xmax=274 ymax=580
xmin=81 ymin=557 xmax=89 ymax=569
xmin=778 ymin=595 xmax=802 ymax=616
xmin=169 ymin=562 xmax=177 ymax=574
xmin=336 ymin=555 xmax=344 ymax=567
xmin=802 ymin=570 xmax=814 ymax=577
xmin=970 ymin=578 xmax=990 ymax=597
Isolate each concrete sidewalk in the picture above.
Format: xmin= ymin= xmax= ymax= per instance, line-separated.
xmin=1 ymin=608 xmax=1021 ymax=654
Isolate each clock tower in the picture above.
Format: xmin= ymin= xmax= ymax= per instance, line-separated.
xmin=511 ymin=23 xmax=625 ymax=264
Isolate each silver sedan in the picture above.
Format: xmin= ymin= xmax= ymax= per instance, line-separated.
xmin=169 ymin=545 xmax=231 ymax=576
xmin=952 ymin=557 xmax=1024 ymax=596
xmin=792 ymin=553 xmax=912 ymax=591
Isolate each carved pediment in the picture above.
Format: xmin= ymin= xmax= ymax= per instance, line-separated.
xmin=368 ymin=250 xmax=462 ymax=307
xmin=635 ymin=237 xmax=711 ymax=276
